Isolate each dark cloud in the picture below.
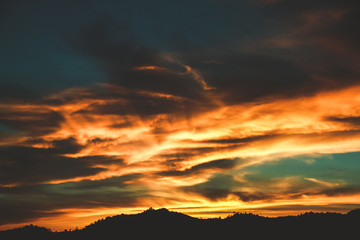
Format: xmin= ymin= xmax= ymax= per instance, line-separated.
xmin=0 ymin=109 xmax=64 ymax=136
xmin=183 ymin=174 xmax=235 ymax=200
xmin=2 ymin=0 xmax=357 ymax=119
xmin=247 ymin=203 xmax=360 ymax=212
xmin=183 ymin=53 xmax=314 ymax=104
xmin=233 ymin=191 xmax=272 ymax=202
xmin=158 ymin=158 xmax=238 ymax=177
xmin=0 ymin=207 xmax=62 ymax=227
xmin=202 ymin=130 xmax=360 ymax=147
xmin=260 ymin=1 xmax=360 ymax=86
xmin=301 ymin=129 xmax=360 ymax=140
xmin=183 ymin=173 xmax=280 ymax=202
xmin=75 ymin=155 xmax=125 ymax=167
xmin=87 ymin=137 xmax=115 ymax=144
xmin=54 ymin=174 xmax=142 ymax=191
xmin=73 ymin=18 xmax=209 ymax=101
xmin=326 ymin=116 xmax=360 ymax=127
xmin=51 ymin=137 xmax=83 ymax=154
xmin=80 ymin=93 xmax=197 ymax=117
xmin=254 ymin=0 xmax=359 ymax=22
xmin=0 ymin=174 xmax=146 ymax=225
xmin=0 ymin=139 xmax=117 ymax=185
xmin=1 ymin=0 xmax=359 ymax=107
xmin=175 ymin=0 xmax=360 ymax=104
xmin=318 ymin=187 xmax=360 ymax=197
xmin=59 ymin=17 xmax=222 ymax=120
xmin=154 ymin=144 xmax=247 ymax=167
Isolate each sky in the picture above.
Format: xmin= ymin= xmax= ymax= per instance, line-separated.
xmin=1 ymin=0 xmax=360 ymax=231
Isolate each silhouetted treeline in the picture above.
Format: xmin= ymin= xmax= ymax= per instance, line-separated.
xmin=1 ymin=208 xmax=359 ymax=240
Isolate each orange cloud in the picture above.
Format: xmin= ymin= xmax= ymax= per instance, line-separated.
xmin=3 ymin=85 xmax=360 ymax=183
xmin=2 ymin=84 xmax=360 ymax=230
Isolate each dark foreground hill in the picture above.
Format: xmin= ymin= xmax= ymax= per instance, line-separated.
xmin=1 ymin=208 xmax=360 ymax=240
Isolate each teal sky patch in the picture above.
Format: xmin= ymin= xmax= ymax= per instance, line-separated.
xmin=243 ymin=152 xmax=360 ymax=187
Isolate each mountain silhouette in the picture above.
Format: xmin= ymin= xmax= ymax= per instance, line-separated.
xmin=1 ymin=208 xmax=359 ymax=240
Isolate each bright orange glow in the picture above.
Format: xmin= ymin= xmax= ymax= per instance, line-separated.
xmin=2 ymin=85 xmax=360 ymax=230
xmin=133 ymin=65 xmax=165 ymax=71
xmin=3 ymin=85 xmax=360 ymax=183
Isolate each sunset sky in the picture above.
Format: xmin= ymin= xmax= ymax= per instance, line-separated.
xmin=1 ymin=0 xmax=360 ymax=231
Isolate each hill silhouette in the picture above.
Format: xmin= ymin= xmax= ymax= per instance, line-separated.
xmin=1 ymin=208 xmax=359 ymax=239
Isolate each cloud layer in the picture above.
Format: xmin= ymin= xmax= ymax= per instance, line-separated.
xmin=1 ymin=0 xmax=360 ymax=231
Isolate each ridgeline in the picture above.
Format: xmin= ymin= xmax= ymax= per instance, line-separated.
xmin=1 ymin=208 xmax=359 ymax=239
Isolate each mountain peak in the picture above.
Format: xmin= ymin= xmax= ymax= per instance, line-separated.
xmin=142 ymin=207 xmax=170 ymax=214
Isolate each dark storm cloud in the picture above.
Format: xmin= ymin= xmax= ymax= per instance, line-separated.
xmin=158 ymin=158 xmax=238 ymax=177
xmin=0 ymin=139 xmax=116 ymax=186
xmin=2 ymin=0 xmax=357 ymax=115
xmin=79 ymin=28 xmax=315 ymax=106
xmin=73 ymin=18 xmax=209 ymax=102
xmin=259 ymin=0 xmax=360 ymax=84
xmin=182 ymin=53 xmax=313 ymax=103
xmin=50 ymin=137 xmax=83 ymax=154
xmin=1 ymin=0 xmax=359 ymax=107
xmin=0 ymin=174 xmax=146 ymax=225
xmin=326 ymin=116 xmax=360 ymax=127
xmin=0 ymin=108 xmax=64 ymax=136
xmin=172 ymin=0 xmax=360 ymax=104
